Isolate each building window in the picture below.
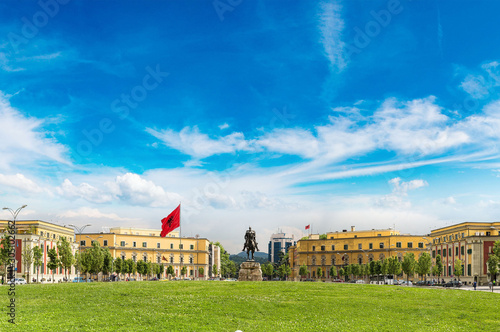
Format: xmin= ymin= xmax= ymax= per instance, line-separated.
xmin=331 ymin=245 xmax=335 ymax=250
xmin=80 ymin=240 xmax=86 ymax=246
xmin=377 ymin=234 xmax=381 ymax=237
xmin=312 ymin=246 xmax=316 ymax=251
xmin=467 ymin=264 xmax=471 ymax=276
xmin=190 ymin=244 xmax=194 ymax=250
xmin=121 ymin=255 xmax=125 ymax=260
xmin=418 ymin=242 xmax=424 ymax=248
xmin=312 ymin=256 xmax=316 ymax=265
xmin=143 ymin=255 xmax=147 ymax=262
xmin=437 ymin=249 xmax=441 ymax=256
xmin=170 ymin=243 xmax=174 ymax=249
xmin=189 ymin=256 xmax=194 ymax=264
xmin=369 ymin=243 xmax=373 ymax=249
xmin=142 ymin=242 xmax=147 ymax=248
xmin=443 ymin=249 xmax=446 ymax=257
xmin=321 ymin=245 xmax=326 ymax=251
xmin=180 ymin=256 xmax=184 ymax=264
xmin=157 ymin=243 xmax=161 ymax=249
xmin=132 ymin=255 xmax=137 ymax=263
xmin=467 ymin=249 xmax=472 ymax=254
xmin=448 ymin=248 xmax=452 ymax=256
xmin=170 ymin=256 xmax=174 ymax=264
xmin=354 ymin=235 xmax=357 ymax=238
xmin=321 ymin=255 xmax=326 ymax=265
xmin=133 ymin=242 xmax=137 ymax=248
xmin=331 ymin=256 xmax=336 ymax=265
xmin=157 ymin=256 xmax=161 ymax=264
xmin=121 ymin=241 xmax=126 ymax=247
xmin=455 ymin=247 xmax=459 ymax=256
xmin=190 ymin=269 xmax=194 ymax=276
xmin=432 ymin=250 xmax=435 ymax=258
xmin=358 ymin=244 xmax=362 ymax=250
xmin=103 ymin=240 xmax=108 ymax=246
xmin=379 ymin=243 xmax=384 ymax=249
xmin=343 ymin=244 xmax=348 ymax=250
xmin=396 ymin=242 xmax=402 ymax=248
xmin=179 ymin=244 xmax=183 ymax=250
xmin=407 ymin=242 xmax=413 ymax=248
xmin=461 ymin=246 xmax=464 ymax=255
xmin=462 ymin=233 xmax=465 ymax=238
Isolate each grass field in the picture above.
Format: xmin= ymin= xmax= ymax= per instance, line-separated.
xmin=1 ymin=281 xmax=498 ymax=331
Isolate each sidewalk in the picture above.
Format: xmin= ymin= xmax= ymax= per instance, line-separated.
xmin=459 ymin=285 xmax=500 ymax=293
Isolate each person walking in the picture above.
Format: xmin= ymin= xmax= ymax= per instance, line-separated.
xmin=473 ymin=281 xmax=477 ymax=290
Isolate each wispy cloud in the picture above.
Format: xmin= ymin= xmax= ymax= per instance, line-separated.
xmin=318 ymin=0 xmax=347 ymax=71
xmin=0 ymin=91 xmax=69 ymax=169
xmin=58 ymin=207 xmax=135 ymax=221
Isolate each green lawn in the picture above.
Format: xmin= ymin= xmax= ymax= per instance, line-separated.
xmin=1 ymin=281 xmax=498 ymax=331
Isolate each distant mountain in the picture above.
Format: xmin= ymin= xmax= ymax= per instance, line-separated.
xmin=230 ymin=251 xmax=269 ymax=264
xmin=236 ymin=251 xmax=268 ymax=259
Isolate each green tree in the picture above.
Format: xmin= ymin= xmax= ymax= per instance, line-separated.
xmin=0 ymin=234 xmax=13 ymax=279
xmin=278 ymin=264 xmax=291 ymax=280
xmin=432 ymin=254 xmax=443 ymax=280
xmin=181 ymin=266 xmax=187 ymax=277
xmin=33 ymin=245 xmax=43 ymax=282
xmin=136 ymin=260 xmax=146 ymax=279
xmin=22 ymin=245 xmax=34 ymax=283
xmin=57 ymin=237 xmax=74 ymax=280
xmin=401 ymin=253 xmax=416 ymax=284
xmin=146 ymin=261 xmax=153 ymax=279
xmin=299 ymin=264 xmax=309 ymax=278
xmin=416 ymin=253 xmax=432 ymax=281
xmin=487 ymin=254 xmax=499 ymax=282
xmin=262 ymin=262 xmax=274 ymax=278
xmin=388 ymin=256 xmax=402 ymax=283
xmin=319 ymin=234 xmax=327 ymax=240
xmin=338 ymin=267 xmax=345 ymax=279
xmin=198 ymin=267 xmax=204 ymax=278
xmin=47 ymin=247 xmax=59 ymax=282
xmin=102 ymin=248 xmax=113 ymax=277
xmin=86 ymin=241 xmax=104 ymax=280
xmin=212 ymin=264 xmax=218 ymax=277
xmin=453 ymin=259 xmax=463 ymax=280
xmin=167 ymin=265 xmax=174 ymax=278
xmin=316 ymin=267 xmax=323 ymax=279
xmin=493 ymin=240 xmax=500 ymax=258
xmin=380 ymin=259 xmax=388 ymax=278
xmin=329 ymin=265 xmax=337 ymax=278
xmin=114 ymin=257 xmax=123 ymax=278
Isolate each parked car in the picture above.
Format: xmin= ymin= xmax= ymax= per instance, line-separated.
xmin=443 ymin=280 xmax=463 ymax=288
xmin=183 ymin=277 xmax=192 ymax=281
xmin=399 ymin=280 xmax=413 ymax=286
xmin=272 ymin=277 xmax=281 ymax=281
xmin=332 ymin=279 xmax=344 ymax=283
xmin=7 ymin=278 xmax=27 ymax=285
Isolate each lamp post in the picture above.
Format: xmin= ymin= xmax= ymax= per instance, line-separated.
xmin=68 ymin=224 xmax=91 ymax=278
xmin=3 ymin=205 xmax=27 ymax=281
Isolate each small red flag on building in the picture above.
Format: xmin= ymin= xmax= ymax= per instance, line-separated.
xmin=305 ymin=225 xmax=310 ymax=230
xmin=160 ymin=204 xmax=180 ymax=237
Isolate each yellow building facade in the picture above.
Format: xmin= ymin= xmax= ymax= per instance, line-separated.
xmin=0 ymin=220 xmax=78 ymax=282
xmin=429 ymin=222 xmax=500 ymax=285
xmin=289 ymin=226 xmax=430 ymax=281
xmin=78 ymin=227 xmax=220 ymax=279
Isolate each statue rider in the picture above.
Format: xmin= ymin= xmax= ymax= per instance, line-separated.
xmin=242 ymin=227 xmax=259 ymax=260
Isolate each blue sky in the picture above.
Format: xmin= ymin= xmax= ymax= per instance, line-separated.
xmin=1 ymin=0 xmax=500 ymax=253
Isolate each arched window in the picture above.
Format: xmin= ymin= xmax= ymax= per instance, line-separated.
xmin=379 ymin=253 xmax=385 ymax=261
xmin=169 ymin=254 xmax=174 ymax=264
xmin=331 ymin=256 xmax=336 ymax=265
xmin=311 ymin=256 xmax=317 ymax=265
xmin=321 ymin=255 xmax=326 ymax=265
xmin=180 ymin=255 xmax=184 ymax=264
xmin=143 ymin=254 xmax=147 ymax=262
xmin=358 ymin=254 xmax=363 ymax=265
xmin=189 ymin=255 xmax=194 ymax=264
xmin=132 ymin=253 xmax=137 ymax=263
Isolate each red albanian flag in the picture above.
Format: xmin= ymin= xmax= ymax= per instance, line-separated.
xmin=160 ymin=204 xmax=180 ymax=237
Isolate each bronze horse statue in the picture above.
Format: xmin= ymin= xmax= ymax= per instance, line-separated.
xmin=242 ymin=227 xmax=259 ymax=260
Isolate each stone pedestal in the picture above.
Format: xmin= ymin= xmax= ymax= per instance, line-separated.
xmin=238 ymin=261 xmax=263 ymax=281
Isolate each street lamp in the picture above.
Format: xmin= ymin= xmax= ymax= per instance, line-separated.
xmin=68 ymin=224 xmax=91 ymax=278
xmin=3 ymin=205 xmax=27 ymax=281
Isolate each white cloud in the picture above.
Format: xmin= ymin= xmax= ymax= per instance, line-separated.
xmin=146 ymin=126 xmax=250 ymax=159
xmin=56 ymin=179 xmax=113 ymax=203
xmin=0 ymin=91 xmax=68 ymax=169
xmin=218 ymin=123 xmax=230 ymax=130
xmin=107 ymin=173 xmax=182 ymax=207
xmin=58 ymin=207 xmax=134 ymax=221
xmin=443 ymin=196 xmax=457 ymax=205
xmin=375 ymin=177 xmax=427 ymax=209
xmin=460 ymin=61 xmax=500 ymax=99
xmin=388 ymin=177 xmax=428 ymax=195
xmin=0 ymin=173 xmax=44 ymax=193
xmin=318 ymin=0 xmax=347 ymax=71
